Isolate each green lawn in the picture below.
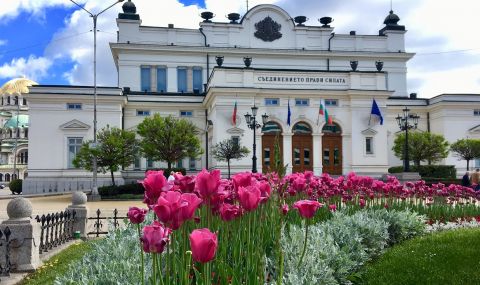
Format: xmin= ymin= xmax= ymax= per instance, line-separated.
xmin=19 ymin=241 xmax=93 ymax=285
xmin=359 ymin=228 xmax=480 ymax=285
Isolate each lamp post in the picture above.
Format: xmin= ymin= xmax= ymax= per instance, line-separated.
xmin=244 ymin=106 xmax=268 ymax=173
xmin=69 ymin=0 xmax=124 ymax=200
xmin=395 ymin=107 xmax=419 ymax=172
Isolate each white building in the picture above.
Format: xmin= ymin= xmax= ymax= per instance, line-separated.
xmin=23 ymin=3 xmax=480 ymax=194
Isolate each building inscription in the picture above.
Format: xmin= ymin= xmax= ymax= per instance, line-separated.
xmin=255 ymin=74 xmax=348 ymax=86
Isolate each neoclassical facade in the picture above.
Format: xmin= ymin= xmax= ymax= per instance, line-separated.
xmin=23 ymin=3 xmax=480 ymax=194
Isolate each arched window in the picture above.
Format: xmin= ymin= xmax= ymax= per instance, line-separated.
xmin=262 ymin=121 xmax=282 ymax=134
xmin=7 ymin=96 xmax=10 ymax=105
xmin=9 ymin=129 xmax=12 ymax=138
xmin=322 ymin=122 xmax=342 ymax=135
xmin=24 ymin=128 xmax=28 ymax=138
xmin=0 ymin=173 xmax=3 ymax=181
xmin=1 ymin=97 xmax=3 ymax=105
xmin=16 ymin=128 xmax=20 ymax=138
xmin=292 ymin=122 xmax=312 ymax=134
xmin=12 ymin=174 xmax=17 ymax=180
xmin=14 ymin=96 xmax=18 ymax=105
xmin=5 ymin=173 xmax=10 ymax=182
xmin=22 ymin=98 xmax=27 ymax=106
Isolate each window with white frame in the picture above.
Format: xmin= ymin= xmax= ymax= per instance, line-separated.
xmin=147 ymin=158 xmax=154 ymax=169
xmin=232 ymin=136 xmax=239 ymax=146
xmin=156 ymin=67 xmax=167 ymax=92
xmin=325 ymin=99 xmax=338 ymax=107
xmin=189 ymin=157 xmax=196 ymax=170
xmin=192 ymin=67 xmax=203 ymax=94
xmin=295 ymin=98 xmax=309 ymax=106
xmin=265 ymin=98 xmax=279 ymax=106
xmin=365 ymin=137 xmax=374 ymax=154
xmin=474 ymin=109 xmax=480 ymax=116
xmin=177 ymin=67 xmax=187 ymax=93
xmin=67 ymin=103 xmax=82 ymax=110
xmin=140 ymin=66 xmax=151 ymax=92
xmin=67 ymin=137 xmax=83 ymax=168
xmin=137 ymin=110 xmax=150 ymax=116
xmin=180 ymin=110 xmax=193 ymax=117
xmin=134 ymin=157 xmax=141 ymax=170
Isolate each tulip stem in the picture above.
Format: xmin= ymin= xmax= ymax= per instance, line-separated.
xmin=137 ymin=224 xmax=145 ymax=285
xmin=297 ymin=219 xmax=309 ymax=268
xmin=153 ymin=253 xmax=157 ymax=285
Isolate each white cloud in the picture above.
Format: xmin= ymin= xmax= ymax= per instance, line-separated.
xmin=0 ymin=0 xmax=78 ymax=22
xmin=0 ymin=55 xmax=52 ymax=81
xmin=0 ymin=39 xmax=7 ymax=46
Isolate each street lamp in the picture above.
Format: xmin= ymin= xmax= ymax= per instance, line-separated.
xmin=70 ymin=0 xmax=125 ymax=200
xmin=244 ymin=106 xmax=268 ymax=173
xmin=395 ymin=106 xmax=419 ymax=172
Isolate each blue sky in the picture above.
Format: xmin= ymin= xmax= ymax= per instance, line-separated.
xmin=1 ymin=0 xmax=479 ymax=98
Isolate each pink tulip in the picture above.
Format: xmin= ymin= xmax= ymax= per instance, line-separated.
xmin=140 ymin=221 xmax=171 ymax=253
xmin=359 ymin=198 xmax=366 ymax=208
xmin=328 ymin=204 xmax=337 ymax=212
xmin=142 ymin=170 xmax=170 ymax=206
xmin=237 ymin=185 xmax=262 ymax=211
xmin=219 ymin=203 xmax=242 ymax=222
xmin=281 ymin=204 xmax=289 ymax=215
xmin=189 ymin=228 xmax=218 ymax=263
xmin=174 ymin=173 xmax=196 ymax=193
xmin=293 ymin=200 xmax=323 ymax=219
xmin=153 ymin=191 xmax=202 ymax=230
xmin=232 ymin=172 xmax=255 ymax=190
xmin=127 ymin=207 xmax=148 ymax=224
xmin=195 ymin=169 xmax=221 ymax=200
xmin=180 ymin=193 xmax=203 ymax=221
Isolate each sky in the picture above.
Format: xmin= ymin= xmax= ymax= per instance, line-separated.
xmin=1 ymin=0 xmax=480 ymax=98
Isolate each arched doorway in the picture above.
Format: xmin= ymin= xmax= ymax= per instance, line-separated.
xmin=322 ymin=122 xmax=342 ymax=175
xmin=262 ymin=121 xmax=283 ymax=173
xmin=292 ymin=122 xmax=313 ymax=173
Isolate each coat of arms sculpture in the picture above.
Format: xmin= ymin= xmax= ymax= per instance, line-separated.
xmin=254 ymin=16 xmax=282 ymax=42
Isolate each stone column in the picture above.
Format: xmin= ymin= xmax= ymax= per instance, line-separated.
xmin=1 ymin=197 xmax=41 ymax=272
xmin=67 ymin=192 xmax=89 ymax=240
xmin=283 ymin=133 xmax=293 ymax=174
xmin=313 ymin=133 xmax=323 ymax=175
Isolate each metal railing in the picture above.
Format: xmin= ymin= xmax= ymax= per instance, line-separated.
xmin=0 ymin=227 xmax=12 ymax=279
xmin=87 ymin=209 xmax=127 ymax=237
xmin=35 ymin=210 xmax=76 ymax=254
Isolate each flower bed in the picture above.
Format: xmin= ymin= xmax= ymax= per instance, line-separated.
xmin=55 ymin=170 xmax=480 ymax=284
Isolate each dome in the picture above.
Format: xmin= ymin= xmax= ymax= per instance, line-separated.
xmin=122 ymin=0 xmax=136 ymax=14
xmin=0 ymin=77 xmax=37 ymax=95
xmin=383 ymin=10 xmax=400 ymax=25
xmin=3 ymin=114 xmax=29 ymax=129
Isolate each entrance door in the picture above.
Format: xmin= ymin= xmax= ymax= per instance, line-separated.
xmin=322 ymin=123 xmax=342 ymax=175
xmin=262 ymin=122 xmax=283 ymax=173
xmin=292 ymin=122 xmax=313 ymax=173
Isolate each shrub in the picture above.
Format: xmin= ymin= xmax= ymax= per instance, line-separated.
xmin=388 ymin=165 xmax=456 ymax=178
xmin=98 ymin=183 xmax=144 ymax=197
xmin=10 ymin=179 xmax=22 ymax=194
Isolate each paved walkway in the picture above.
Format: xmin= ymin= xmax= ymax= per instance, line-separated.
xmin=0 ymin=190 xmax=144 ymax=220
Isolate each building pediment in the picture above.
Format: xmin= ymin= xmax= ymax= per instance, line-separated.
xmin=59 ymin=119 xmax=90 ymax=130
xmin=468 ymin=124 xmax=480 ymax=133
xmin=361 ymin=128 xmax=378 ymax=136
xmin=226 ymin=127 xmax=245 ymax=135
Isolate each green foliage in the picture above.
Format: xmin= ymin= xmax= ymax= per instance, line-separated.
xmin=211 ymin=138 xmax=249 ymax=178
xmin=392 ymin=131 xmax=449 ymax=166
xmin=277 ymin=209 xmax=425 ymax=285
xmin=73 ymin=126 xmax=138 ymax=185
xmin=268 ymin=134 xmax=287 ymax=177
xmin=20 ymin=242 xmax=93 ymax=285
xmin=359 ymin=228 xmax=480 ymax=285
xmin=98 ymin=183 xmax=144 ymax=197
xmin=450 ymin=138 xmax=480 ymax=170
xmin=137 ymin=114 xmax=203 ymax=169
xmin=388 ymin=165 xmax=456 ymax=179
xmin=9 ymin=179 xmax=22 ymax=194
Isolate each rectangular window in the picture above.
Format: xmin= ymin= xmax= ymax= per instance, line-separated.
xmin=136 ymin=110 xmax=150 ymax=116
xmin=366 ymin=137 xmax=373 ymax=154
xmin=67 ymin=103 xmax=82 ymax=110
xmin=189 ymin=157 xmax=196 ymax=170
xmin=192 ymin=67 xmax=203 ymax=94
xmin=156 ymin=67 xmax=167 ymax=92
xmin=134 ymin=157 xmax=141 ymax=170
xmin=232 ymin=136 xmax=239 ymax=146
xmin=177 ymin=159 xmax=183 ymax=168
xmin=180 ymin=110 xmax=193 ymax=117
xmin=325 ymin=99 xmax=338 ymax=107
xmin=147 ymin=158 xmax=154 ymax=169
xmin=140 ymin=67 xmax=151 ymax=92
xmin=265 ymin=98 xmax=279 ymax=106
xmin=474 ymin=109 xmax=480 ymax=116
xmin=67 ymin=137 xmax=83 ymax=168
xmin=177 ymin=67 xmax=187 ymax=93
xmin=295 ymin=98 xmax=309 ymax=106
xmin=476 ymin=159 xmax=480 ymax=168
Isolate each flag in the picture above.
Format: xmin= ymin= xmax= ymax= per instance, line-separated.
xmin=232 ymin=101 xmax=237 ymax=125
xmin=369 ymin=99 xmax=383 ymax=125
xmin=320 ymin=99 xmax=333 ymax=125
xmin=287 ymin=99 xmax=291 ymax=126
xmin=317 ymin=99 xmax=325 ymax=125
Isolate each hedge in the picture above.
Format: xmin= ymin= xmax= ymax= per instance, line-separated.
xmin=10 ymin=179 xmax=22 ymax=194
xmin=99 ymin=183 xmax=144 ymax=197
xmin=388 ymin=165 xmax=456 ymax=179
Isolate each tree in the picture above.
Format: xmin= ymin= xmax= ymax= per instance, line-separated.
xmin=392 ymin=131 xmax=449 ymax=166
xmin=211 ymin=138 xmax=249 ymax=179
xmin=73 ymin=126 xmax=138 ymax=186
xmin=450 ymin=138 xmax=480 ymax=170
xmin=137 ymin=114 xmax=203 ymax=169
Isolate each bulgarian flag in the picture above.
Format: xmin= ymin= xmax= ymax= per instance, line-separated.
xmin=232 ymin=101 xmax=237 ymax=125
xmin=318 ymin=99 xmax=333 ymax=125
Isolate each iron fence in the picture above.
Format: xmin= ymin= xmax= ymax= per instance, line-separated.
xmin=0 ymin=227 xmax=12 ymax=279
xmin=87 ymin=209 xmax=127 ymax=237
xmin=35 ymin=210 xmax=76 ymax=254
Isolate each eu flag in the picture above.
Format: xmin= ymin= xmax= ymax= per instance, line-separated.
xmin=287 ymin=99 xmax=291 ymax=126
xmin=370 ymin=99 xmax=383 ymax=125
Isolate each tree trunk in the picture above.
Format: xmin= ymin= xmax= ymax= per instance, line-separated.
xmin=227 ymin=159 xmax=231 ymax=179
xmin=467 ymin=159 xmax=470 ymax=171
xmin=110 ymin=169 xmax=115 ymax=186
